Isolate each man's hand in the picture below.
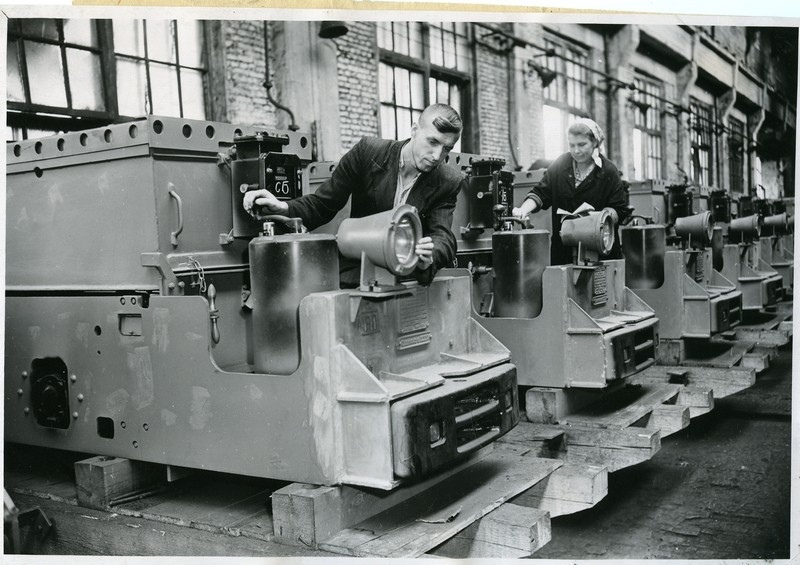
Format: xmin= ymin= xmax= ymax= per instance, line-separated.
xmin=243 ymin=189 xmax=289 ymax=216
xmin=415 ymin=236 xmax=435 ymax=270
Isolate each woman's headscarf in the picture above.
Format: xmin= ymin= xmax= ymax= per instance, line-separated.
xmin=569 ymin=118 xmax=605 ymax=167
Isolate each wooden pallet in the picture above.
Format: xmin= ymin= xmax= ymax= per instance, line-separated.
xmin=733 ymin=306 xmax=793 ymax=346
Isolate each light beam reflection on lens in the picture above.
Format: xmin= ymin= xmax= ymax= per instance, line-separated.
xmin=394 ymin=218 xmax=415 ymax=263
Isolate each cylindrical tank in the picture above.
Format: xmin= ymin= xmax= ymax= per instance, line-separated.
xmin=249 ymin=233 xmax=339 ymax=374
xmin=492 ymin=229 xmax=549 ymax=318
xmin=711 ymin=226 xmax=725 ymax=271
xmin=620 ymin=224 xmax=666 ymax=289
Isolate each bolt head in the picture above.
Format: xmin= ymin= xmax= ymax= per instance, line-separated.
xmin=70 ymin=374 xmax=77 ymax=382
xmin=77 ymin=393 xmax=85 ymax=402
xmin=17 ymin=388 xmax=23 ymax=396
xmin=72 ymin=412 xmax=79 ymax=419
xmin=24 ymin=407 xmax=30 ymax=415
xmin=21 ymin=370 xmax=28 ymax=379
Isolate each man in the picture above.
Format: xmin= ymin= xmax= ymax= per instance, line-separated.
xmin=244 ymin=103 xmax=466 ymax=287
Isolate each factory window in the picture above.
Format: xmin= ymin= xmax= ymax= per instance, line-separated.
xmin=6 ymin=18 xmax=209 ymax=141
xmin=112 ymin=19 xmax=207 ymax=120
xmin=728 ymin=117 xmax=747 ymax=193
xmin=377 ymin=21 xmax=473 ymax=152
xmin=541 ymin=37 xmax=591 ymax=160
xmin=631 ymin=76 xmax=665 ymax=180
xmin=689 ymin=99 xmax=716 ymax=186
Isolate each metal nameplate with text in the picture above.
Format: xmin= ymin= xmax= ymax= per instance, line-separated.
xmin=592 ymin=265 xmax=608 ymax=306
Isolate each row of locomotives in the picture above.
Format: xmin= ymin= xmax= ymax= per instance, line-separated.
xmin=448 ymin=157 xmax=659 ymax=424
xmin=4 ymin=115 xmax=519 ymax=492
xmin=622 ymin=180 xmax=744 ymax=366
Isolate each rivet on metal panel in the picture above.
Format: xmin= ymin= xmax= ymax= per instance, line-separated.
xmin=70 ymin=374 xmax=77 ymax=383
xmin=121 ymin=421 xmax=127 ymax=429
xmin=17 ymin=389 xmax=23 ymax=396
xmin=72 ymin=412 xmax=79 ymax=419
xmin=143 ymin=423 xmax=149 ymax=431
xmin=77 ymin=394 xmax=84 ymax=402
xmin=21 ymin=371 xmax=27 ymax=379
xmin=24 ymin=408 xmax=30 ymax=415
xmin=132 ymin=441 xmax=139 ymax=448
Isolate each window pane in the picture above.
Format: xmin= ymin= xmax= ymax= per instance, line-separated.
xmin=380 ymin=105 xmax=396 ymax=139
xmin=377 ymin=22 xmax=392 ymax=50
xmin=395 ymin=67 xmax=410 ymax=107
xmin=410 ymin=72 xmax=424 ymax=109
xmin=67 ymin=49 xmax=104 ymax=111
xmin=177 ymin=20 xmax=204 ymax=67
xmin=437 ymin=79 xmax=448 ymax=104
xmin=181 ymin=69 xmax=206 ymax=120
xmin=395 ymin=22 xmax=409 ymax=56
xmin=397 ymin=108 xmax=412 ymax=140
xmin=149 ymin=63 xmax=181 ymax=115
xmin=429 ymin=26 xmax=443 ymax=66
xmin=116 ymin=58 xmax=148 ymax=116
xmin=456 ymin=35 xmax=470 ymax=72
xmin=409 ymin=22 xmax=423 ymax=59
xmin=113 ymin=19 xmax=145 ymax=57
xmin=25 ymin=40 xmax=67 ymax=107
xmin=633 ymin=129 xmax=643 ymax=179
xmin=379 ymin=62 xmax=392 ymax=102
xmin=146 ymin=20 xmax=176 ymax=64
xmin=63 ymin=19 xmax=98 ymax=47
xmin=443 ymin=33 xmax=456 ymax=69
xmin=7 ymin=41 xmax=26 ymax=102
xmin=449 ymin=83 xmax=461 ymax=114
xmin=20 ymin=19 xmax=58 ymax=41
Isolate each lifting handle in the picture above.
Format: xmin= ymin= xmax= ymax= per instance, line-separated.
xmin=168 ymin=184 xmax=184 ymax=247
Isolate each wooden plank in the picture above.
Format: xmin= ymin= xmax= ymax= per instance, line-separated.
xmin=734 ymin=327 xmax=790 ymax=347
xmin=318 ymin=446 xmax=562 ymax=557
xmin=497 ymin=421 xmax=566 ymax=458
xmin=563 ymin=385 xmax=681 ymax=429
xmin=632 ymin=364 xmax=755 ymax=399
xmin=429 ymin=503 xmax=550 ymax=558
xmin=8 ymin=492 xmax=317 ymax=557
xmin=272 ymin=446 xmax=494 ymax=548
xmin=74 ymin=457 xmax=166 ymax=510
xmin=511 ymin=463 xmax=607 ymax=517
xmin=678 ymin=340 xmax=752 ymax=368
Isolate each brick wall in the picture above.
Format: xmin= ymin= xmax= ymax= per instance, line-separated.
xmin=222 ymin=21 xmax=278 ymax=128
xmin=336 ymin=21 xmax=380 ymax=151
xmin=476 ymin=42 xmax=511 ymax=161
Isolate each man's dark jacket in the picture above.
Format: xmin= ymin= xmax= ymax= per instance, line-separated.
xmin=287 ymin=136 xmax=467 ymax=286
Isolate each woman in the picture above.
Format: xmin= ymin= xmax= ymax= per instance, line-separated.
xmin=512 ymin=118 xmax=629 ymax=265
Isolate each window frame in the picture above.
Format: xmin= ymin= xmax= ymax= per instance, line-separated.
xmin=727 ymin=116 xmax=747 ymax=194
xmin=6 ymin=18 xmax=214 ymax=140
xmin=632 ymin=74 xmax=666 ymax=180
xmin=377 ymin=21 xmax=474 ymax=152
xmin=540 ymin=34 xmax=593 ymax=159
xmin=689 ymin=98 xmax=717 ymax=187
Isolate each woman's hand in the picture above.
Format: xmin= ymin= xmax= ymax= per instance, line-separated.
xmin=512 ymin=199 xmax=538 ymax=219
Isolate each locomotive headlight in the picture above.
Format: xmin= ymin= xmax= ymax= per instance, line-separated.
xmin=730 ymin=214 xmax=763 ymax=238
xmin=675 ymin=211 xmax=714 ymax=246
xmin=764 ymin=212 xmax=790 ymax=235
xmin=560 ymin=208 xmax=616 ymax=255
xmin=337 ymin=204 xmax=423 ymax=276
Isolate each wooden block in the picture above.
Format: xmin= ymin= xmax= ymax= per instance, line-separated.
xmin=497 ymin=422 xmax=566 ymax=458
xmin=512 ymin=463 xmax=607 ymax=517
xmin=272 ymin=446 xmax=493 ymax=548
xmin=741 ymin=351 xmax=770 ymax=372
xmin=752 ymin=344 xmax=780 ymax=361
xmin=645 ymin=405 xmax=690 ymax=436
xmin=524 ymin=386 xmax=608 ymax=424
xmin=778 ymin=321 xmax=793 ymax=336
xmin=430 ymin=503 xmax=550 ymax=558
xmin=318 ymin=447 xmax=562 ymax=557
xmin=559 ymin=426 xmax=661 ymax=472
xmin=563 ymin=385 xmax=681 ymax=429
xmin=74 ymin=457 xmax=164 ymax=510
xmin=676 ymin=386 xmax=715 ymax=418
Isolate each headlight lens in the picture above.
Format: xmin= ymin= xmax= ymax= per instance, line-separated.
xmin=394 ymin=217 xmax=416 ymax=263
xmin=600 ymin=217 xmax=614 ymax=254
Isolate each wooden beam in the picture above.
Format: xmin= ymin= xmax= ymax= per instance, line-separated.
xmin=632 ymin=364 xmax=755 ymax=399
xmin=511 ymin=463 xmax=608 ymax=517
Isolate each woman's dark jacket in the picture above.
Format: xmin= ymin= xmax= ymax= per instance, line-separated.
xmin=524 ymin=152 xmax=629 ymax=265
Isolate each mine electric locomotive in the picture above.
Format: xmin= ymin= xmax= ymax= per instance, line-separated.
xmin=5 ymin=116 xmax=519 ymax=490
xmin=448 ymin=157 xmax=658 ymax=423
xmin=753 ymin=198 xmax=794 ymax=293
xmin=715 ymin=194 xmax=784 ymax=311
xmin=623 ymin=181 xmax=743 ymax=358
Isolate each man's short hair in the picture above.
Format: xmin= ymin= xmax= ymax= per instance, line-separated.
xmin=420 ymin=104 xmax=463 ymax=134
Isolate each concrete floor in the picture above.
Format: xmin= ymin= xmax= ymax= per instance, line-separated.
xmin=532 ymin=344 xmax=795 ymax=560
